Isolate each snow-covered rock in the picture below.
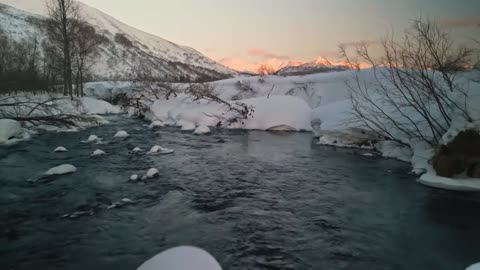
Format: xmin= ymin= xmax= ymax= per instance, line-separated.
xmin=86 ymin=135 xmax=101 ymax=143
xmin=137 ymin=246 xmax=222 ymax=270
xmin=53 ymin=146 xmax=68 ymax=152
xmin=418 ymin=173 xmax=480 ymax=192
xmin=149 ymin=120 xmax=165 ymax=129
xmin=114 ymin=130 xmax=129 ymax=138
xmin=0 ymin=119 xmax=30 ymax=145
xmin=107 ymin=198 xmax=135 ymax=209
xmin=132 ymin=147 xmax=142 ymax=153
xmin=130 ymin=174 xmax=139 ymax=181
xmin=91 ymin=149 xmax=106 ymax=157
xmin=145 ymin=168 xmax=160 ymax=178
xmin=44 ymin=164 xmax=77 ymax=176
xmin=179 ymin=120 xmax=196 ymax=131
xmin=193 ymin=125 xmax=211 ymax=135
xmin=147 ymin=145 xmax=174 ymax=155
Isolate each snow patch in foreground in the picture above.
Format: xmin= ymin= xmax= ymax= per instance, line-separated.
xmin=418 ymin=173 xmax=480 ymax=192
xmin=114 ymin=130 xmax=129 ymax=138
xmin=137 ymin=246 xmax=222 ymax=270
xmin=0 ymin=119 xmax=30 ymax=145
xmin=44 ymin=164 xmax=77 ymax=176
xmin=193 ymin=125 xmax=211 ymax=135
xmin=467 ymin=263 xmax=480 ymax=270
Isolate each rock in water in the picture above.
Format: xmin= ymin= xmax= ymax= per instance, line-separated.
xmin=148 ymin=145 xmax=174 ymax=155
xmin=149 ymin=121 xmax=165 ymax=129
xmin=54 ymin=146 xmax=68 ymax=152
xmin=91 ymin=149 xmax=106 ymax=157
xmin=193 ymin=125 xmax=211 ymax=135
xmin=114 ymin=130 xmax=129 ymax=138
xmin=133 ymin=147 xmax=142 ymax=153
xmin=145 ymin=168 xmax=160 ymax=178
xmin=137 ymin=246 xmax=222 ymax=270
xmin=87 ymin=135 xmax=100 ymax=142
xmin=130 ymin=174 xmax=139 ymax=181
xmin=44 ymin=164 xmax=77 ymax=176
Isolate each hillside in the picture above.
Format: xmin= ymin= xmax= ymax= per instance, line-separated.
xmin=0 ymin=0 xmax=235 ymax=81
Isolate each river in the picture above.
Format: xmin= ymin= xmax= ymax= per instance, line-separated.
xmin=1 ymin=116 xmax=479 ymax=270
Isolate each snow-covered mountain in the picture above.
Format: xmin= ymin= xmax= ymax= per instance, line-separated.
xmin=275 ymin=57 xmax=351 ymax=76
xmin=0 ymin=0 xmax=235 ymax=81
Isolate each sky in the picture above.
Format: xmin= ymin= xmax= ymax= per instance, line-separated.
xmin=79 ymin=0 xmax=480 ymax=72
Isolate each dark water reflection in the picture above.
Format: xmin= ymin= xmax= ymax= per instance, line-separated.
xmin=1 ymin=116 xmax=479 ymax=270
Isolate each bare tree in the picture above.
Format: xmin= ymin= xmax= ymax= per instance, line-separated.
xmin=45 ymin=0 xmax=79 ymax=98
xmin=185 ymin=83 xmax=254 ymax=126
xmin=72 ymin=21 xmax=106 ymax=96
xmin=340 ymin=18 xmax=475 ymax=147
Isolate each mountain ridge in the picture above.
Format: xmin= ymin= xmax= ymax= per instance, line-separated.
xmin=0 ymin=0 xmax=235 ymax=81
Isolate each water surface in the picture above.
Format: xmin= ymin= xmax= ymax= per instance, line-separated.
xmin=1 ymin=117 xmax=479 ymax=270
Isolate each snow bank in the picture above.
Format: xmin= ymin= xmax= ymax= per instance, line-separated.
xmin=179 ymin=120 xmax=196 ymax=131
xmin=418 ymin=173 xmax=480 ymax=192
xmin=150 ymin=95 xmax=312 ymax=131
xmin=0 ymin=119 xmax=30 ymax=145
xmin=137 ymin=246 xmax=222 ymax=270
xmin=193 ymin=125 xmax=211 ymax=135
xmin=44 ymin=164 xmax=77 ymax=176
xmin=80 ymin=97 xmax=121 ymax=114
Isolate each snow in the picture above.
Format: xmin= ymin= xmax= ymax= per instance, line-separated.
xmin=193 ymin=125 xmax=211 ymax=135
xmin=0 ymin=119 xmax=30 ymax=145
xmin=130 ymin=174 xmax=139 ymax=181
xmin=149 ymin=120 xmax=165 ymax=129
xmin=418 ymin=173 xmax=480 ymax=192
xmin=137 ymin=246 xmax=222 ymax=270
xmin=179 ymin=120 xmax=196 ymax=131
xmin=145 ymin=168 xmax=160 ymax=178
xmin=91 ymin=149 xmax=106 ymax=157
xmin=87 ymin=135 xmax=101 ymax=143
xmin=133 ymin=147 xmax=142 ymax=153
xmin=114 ymin=130 xmax=129 ymax=138
xmin=0 ymin=0 xmax=234 ymax=80
xmin=317 ymin=129 xmax=377 ymax=149
xmin=53 ymin=146 xmax=68 ymax=152
xmin=44 ymin=164 xmax=77 ymax=176
xmin=467 ymin=263 xmax=480 ymax=270
xmin=375 ymin=141 xmax=413 ymax=163
xmin=80 ymin=97 xmax=121 ymax=115
xmin=149 ymin=95 xmax=312 ymax=132
xmin=147 ymin=145 xmax=174 ymax=155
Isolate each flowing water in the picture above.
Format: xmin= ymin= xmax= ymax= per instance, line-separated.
xmin=1 ymin=116 xmax=479 ymax=270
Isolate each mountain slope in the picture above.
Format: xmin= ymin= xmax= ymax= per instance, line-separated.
xmin=275 ymin=57 xmax=350 ymax=76
xmin=0 ymin=0 xmax=235 ymax=81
